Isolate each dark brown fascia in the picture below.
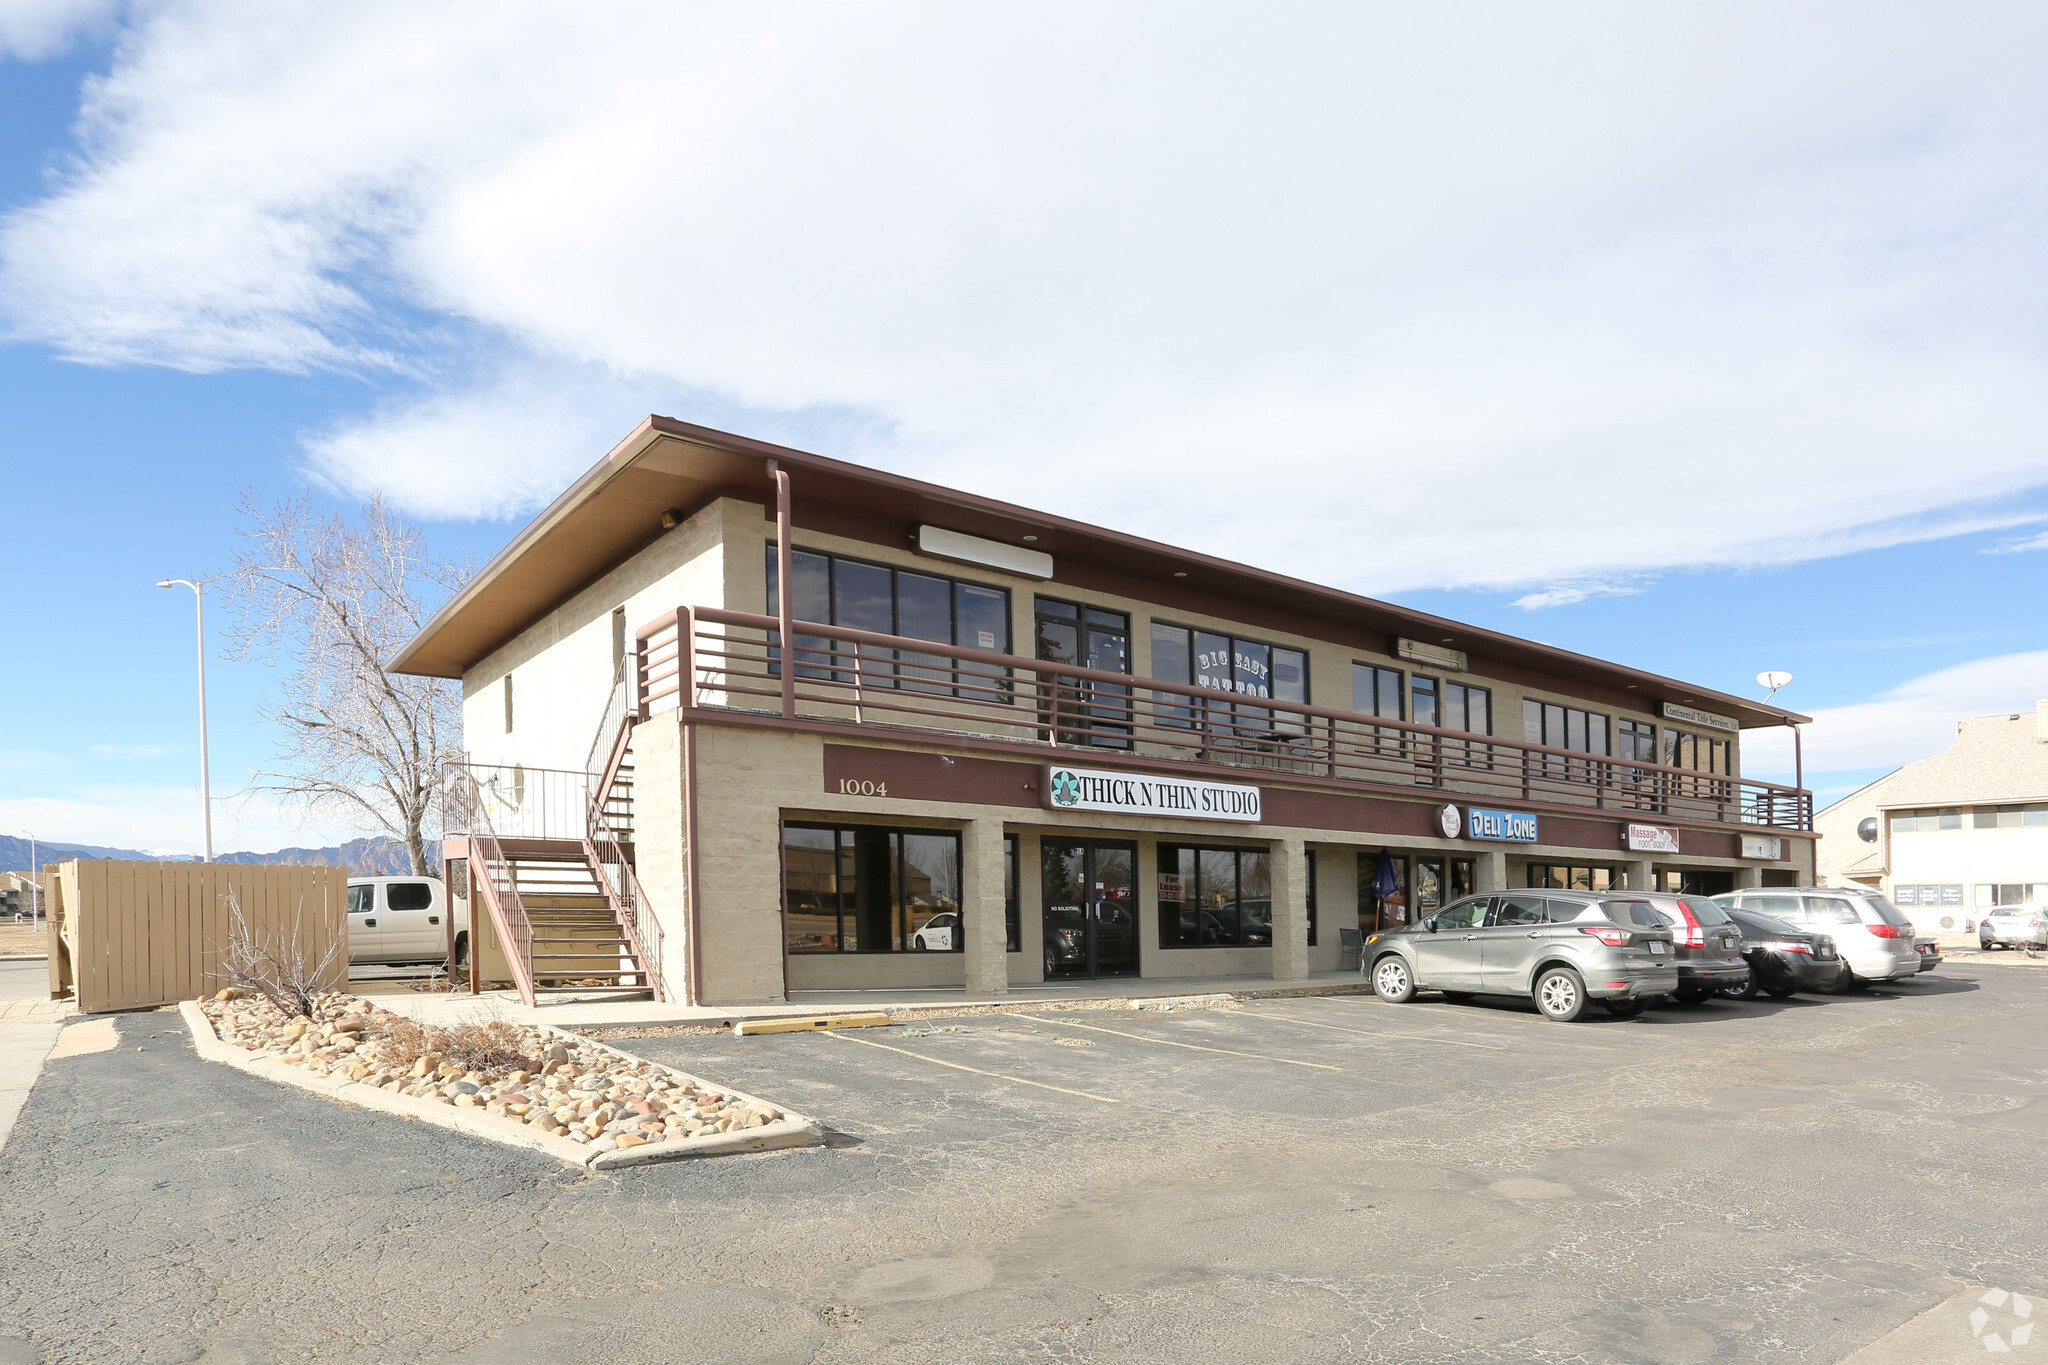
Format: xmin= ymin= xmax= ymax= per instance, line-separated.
xmin=389 ymin=415 xmax=1811 ymax=731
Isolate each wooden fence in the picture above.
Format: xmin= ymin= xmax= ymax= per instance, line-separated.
xmin=45 ymin=860 xmax=349 ymax=1014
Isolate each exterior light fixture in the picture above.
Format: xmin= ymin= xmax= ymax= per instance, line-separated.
xmin=1021 ymin=535 xmax=1039 ymax=542
xmin=660 ymin=509 xmax=683 ymax=530
xmin=1173 ymin=572 xmax=1187 ymax=578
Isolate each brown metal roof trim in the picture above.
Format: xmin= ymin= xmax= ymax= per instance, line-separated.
xmin=389 ymin=416 xmax=1809 ymax=730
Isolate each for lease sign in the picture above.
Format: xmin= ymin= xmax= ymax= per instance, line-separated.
xmin=1044 ymin=766 xmax=1262 ymax=822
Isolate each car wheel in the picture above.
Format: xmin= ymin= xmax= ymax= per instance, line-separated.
xmin=1717 ymin=976 xmax=1758 ymax=1001
xmin=1534 ymin=966 xmax=1587 ymax=1021
xmin=1372 ymin=956 xmax=1416 ymax=1004
xmin=1439 ymin=990 xmax=1473 ymax=1003
xmin=1043 ymin=946 xmax=1057 ymax=978
xmin=912 ymin=938 xmax=927 ymax=951
xmin=1832 ymin=968 xmax=1868 ymax=993
xmin=1601 ymin=997 xmax=1645 ymax=1018
xmin=1764 ymin=983 xmax=1799 ymax=998
xmin=453 ymin=932 xmax=469 ymax=967
xmin=1674 ymin=987 xmax=1714 ymax=1005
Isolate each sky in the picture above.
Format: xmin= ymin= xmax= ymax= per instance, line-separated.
xmin=0 ymin=0 xmax=2044 ymax=855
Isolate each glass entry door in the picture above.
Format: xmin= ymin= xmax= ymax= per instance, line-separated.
xmin=1036 ymin=598 xmax=1131 ymax=747
xmin=1041 ymin=841 xmax=1139 ymax=979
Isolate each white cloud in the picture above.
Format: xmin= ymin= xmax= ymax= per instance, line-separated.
xmin=0 ymin=0 xmax=122 ymax=60
xmin=7 ymin=3 xmax=2048 ymax=595
xmin=1984 ymin=530 xmax=2048 ymax=554
xmin=1742 ymin=650 xmax=2048 ymax=777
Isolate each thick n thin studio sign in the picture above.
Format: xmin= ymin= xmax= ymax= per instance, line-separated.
xmin=1044 ymin=766 xmax=1262 ymax=822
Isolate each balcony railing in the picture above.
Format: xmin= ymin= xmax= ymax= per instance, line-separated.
xmin=636 ymin=606 xmax=1812 ymax=832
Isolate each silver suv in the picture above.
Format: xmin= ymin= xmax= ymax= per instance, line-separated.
xmin=1364 ymin=891 xmax=1679 ymax=1022
xmin=1713 ymin=888 xmax=1920 ymax=990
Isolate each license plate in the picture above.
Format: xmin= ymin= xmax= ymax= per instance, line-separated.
xmin=1649 ymin=941 xmax=1670 ymax=955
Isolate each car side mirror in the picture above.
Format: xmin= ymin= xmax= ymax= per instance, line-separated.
xmin=1423 ymin=920 xmax=1437 ymax=933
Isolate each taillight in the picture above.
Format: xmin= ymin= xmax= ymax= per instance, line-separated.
xmin=1769 ymin=940 xmax=1813 ymax=955
xmin=1579 ymin=925 xmax=1631 ymax=947
xmin=1866 ymin=924 xmax=1905 ymax=939
xmin=1673 ymin=901 xmax=1704 ymax=948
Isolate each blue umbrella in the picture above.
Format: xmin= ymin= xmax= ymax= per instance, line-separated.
xmin=1371 ymin=851 xmax=1400 ymax=899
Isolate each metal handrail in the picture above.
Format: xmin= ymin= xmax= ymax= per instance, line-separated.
xmin=445 ymin=764 xmax=538 ymax=1007
xmin=637 ymin=605 xmax=1813 ymax=832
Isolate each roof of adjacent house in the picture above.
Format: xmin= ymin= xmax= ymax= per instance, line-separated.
xmin=386 ymin=416 xmax=1812 ymax=730
xmin=1873 ymin=709 xmax=2048 ymax=809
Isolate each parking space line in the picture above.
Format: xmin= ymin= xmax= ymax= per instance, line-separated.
xmin=1022 ymin=1018 xmax=1342 ymax=1070
xmin=1232 ymin=1008 xmax=1511 ymax=1051
xmin=824 ymin=1030 xmax=1121 ymax=1103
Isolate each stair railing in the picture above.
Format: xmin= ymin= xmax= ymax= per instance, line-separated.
xmin=445 ymin=763 xmax=539 ymax=1007
xmin=581 ymin=654 xmax=665 ymax=1000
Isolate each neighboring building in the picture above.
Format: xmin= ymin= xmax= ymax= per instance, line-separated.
xmin=1815 ymin=702 xmax=2048 ymax=935
xmin=395 ymin=417 xmax=1815 ymax=1007
xmin=0 ymin=869 xmax=41 ymax=918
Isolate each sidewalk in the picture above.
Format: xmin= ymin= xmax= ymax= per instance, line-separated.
xmin=367 ymin=968 xmax=1376 ymax=1030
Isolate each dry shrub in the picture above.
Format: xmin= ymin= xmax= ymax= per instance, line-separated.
xmin=370 ymin=1014 xmax=536 ymax=1076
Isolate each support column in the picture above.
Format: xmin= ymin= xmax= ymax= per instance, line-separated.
xmin=1733 ymin=865 xmax=1763 ymax=889
xmin=1272 ymin=837 xmax=1309 ymax=982
xmin=1475 ymin=849 xmax=1508 ymax=893
xmin=1625 ymin=859 xmax=1656 ymax=892
xmin=964 ymin=818 xmax=1008 ymax=998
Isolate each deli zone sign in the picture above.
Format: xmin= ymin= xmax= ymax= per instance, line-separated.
xmin=1044 ymin=766 xmax=1261 ymax=822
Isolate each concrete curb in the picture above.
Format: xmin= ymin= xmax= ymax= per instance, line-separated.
xmin=177 ymin=1001 xmax=824 ymax=1172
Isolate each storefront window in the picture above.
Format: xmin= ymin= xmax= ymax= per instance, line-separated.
xmin=1528 ymin=864 xmax=1616 ymax=892
xmin=1158 ymin=844 xmax=1274 ymax=948
xmin=1522 ymin=700 xmax=1610 ymax=755
xmin=1005 ymin=834 xmax=1020 ymax=952
xmin=1305 ymin=850 xmax=1317 ymax=947
xmin=1663 ymin=729 xmax=1729 ymax=775
xmin=782 ymin=823 xmax=962 ymax=953
xmin=1152 ymin=623 xmax=1306 ymax=741
xmin=1893 ymin=884 xmax=1967 ymax=908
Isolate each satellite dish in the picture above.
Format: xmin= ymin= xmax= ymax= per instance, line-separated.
xmin=1757 ymin=671 xmax=1793 ymax=692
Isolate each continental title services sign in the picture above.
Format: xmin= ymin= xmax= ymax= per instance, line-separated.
xmin=1043 ymin=765 xmax=1261 ymax=822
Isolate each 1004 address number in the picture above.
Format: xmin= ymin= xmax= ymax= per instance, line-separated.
xmin=835 ymin=778 xmax=890 ymax=797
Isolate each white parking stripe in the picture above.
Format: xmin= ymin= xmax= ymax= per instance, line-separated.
xmin=1021 ymin=1017 xmax=1343 ymax=1070
xmin=824 ymin=1030 xmax=1121 ymax=1103
xmin=1231 ymin=1008 xmax=1511 ymax=1051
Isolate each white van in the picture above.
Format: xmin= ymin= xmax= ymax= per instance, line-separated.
xmin=345 ymin=875 xmax=454 ymax=967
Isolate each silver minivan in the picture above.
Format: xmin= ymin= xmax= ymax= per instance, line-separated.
xmin=1714 ymin=887 xmax=1919 ymax=990
xmin=1364 ymin=891 xmax=1679 ymax=1021
xmin=345 ymin=875 xmax=452 ymax=967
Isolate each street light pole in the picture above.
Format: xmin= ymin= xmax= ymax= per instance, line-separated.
xmin=157 ymin=579 xmax=214 ymax=863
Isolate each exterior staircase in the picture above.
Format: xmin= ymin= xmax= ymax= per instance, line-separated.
xmin=447 ymin=664 xmax=663 ymax=1006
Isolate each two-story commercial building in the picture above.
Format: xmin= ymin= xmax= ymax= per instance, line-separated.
xmin=394 ymin=417 xmax=1815 ymax=1007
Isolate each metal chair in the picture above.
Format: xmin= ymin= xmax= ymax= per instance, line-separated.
xmin=1338 ymin=927 xmax=1364 ymax=973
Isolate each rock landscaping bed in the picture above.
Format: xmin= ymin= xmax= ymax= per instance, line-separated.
xmin=187 ymin=989 xmax=820 ymax=1169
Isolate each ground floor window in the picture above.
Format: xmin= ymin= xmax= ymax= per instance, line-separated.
xmin=1305 ymin=850 xmax=1318 ymax=947
xmin=1359 ymin=853 xmax=1471 ymax=931
xmin=1894 ymin=883 xmax=1964 ymax=908
xmin=1005 ymin=834 xmax=1020 ymax=952
xmin=1656 ymin=869 xmax=1734 ymax=896
xmin=782 ymin=823 xmax=961 ymax=952
xmin=1528 ymin=864 xmax=1618 ymax=892
xmin=1158 ymin=844 xmax=1273 ymax=947
xmin=1975 ymin=882 xmax=2048 ymax=908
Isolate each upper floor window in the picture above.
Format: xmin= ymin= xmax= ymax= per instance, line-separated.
xmin=1411 ymin=676 xmax=1491 ymax=734
xmin=1972 ymin=805 xmax=2048 ymax=829
xmin=1664 ymin=728 xmax=1729 ymax=776
xmin=1352 ymin=664 xmax=1402 ymax=720
xmin=1618 ymin=718 xmax=1656 ymax=763
xmin=1151 ymin=623 xmax=1305 ymax=704
xmin=766 ymin=544 xmax=1011 ymax=695
xmin=1891 ymin=808 xmax=1963 ymax=833
xmin=1522 ymin=699 xmax=1609 ymax=755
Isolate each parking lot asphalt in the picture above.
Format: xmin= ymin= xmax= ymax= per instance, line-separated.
xmin=2 ymin=969 xmax=2046 ymax=1364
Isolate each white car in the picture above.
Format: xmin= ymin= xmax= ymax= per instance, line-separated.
xmin=1980 ymin=904 xmax=2048 ymax=950
xmin=911 ymin=912 xmax=959 ymax=951
xmin=346 ymin=875 xmax=454 ymax=967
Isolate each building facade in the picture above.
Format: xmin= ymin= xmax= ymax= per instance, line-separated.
xmin=1815 ymin=703 xmax=2048 ymax=934
xmin=396 ymin=418 xmax=1815 ymax=1006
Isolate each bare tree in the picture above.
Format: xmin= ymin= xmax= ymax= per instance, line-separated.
xmin=223 ymin=493 xmax=466 ymax=873
xmin=219 ymin=891 xmax=344 ymax=1020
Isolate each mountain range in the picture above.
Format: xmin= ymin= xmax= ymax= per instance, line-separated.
xmin=0 ymin=836 xmax=435 ymax=877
